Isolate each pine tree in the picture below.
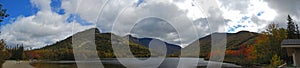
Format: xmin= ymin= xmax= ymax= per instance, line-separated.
xmin=0 ymin=39 xmax=10 ymax=66
xmin=0 ymin=4 xmax=9 ymax=34
xmin=296 ymin=24 xmax=300 ymax=39
xmin=0 ymin=4 xmax=9 ymax=23
xmin=287 ymin=15 xmax=297 ymax=39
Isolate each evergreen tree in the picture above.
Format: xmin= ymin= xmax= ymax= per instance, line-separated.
xmin=0 ymin=4 xmax=9 ymax=23
xmin=296 ymin=24 xmax=300 ymax=39
xmin=0 ymin=39 xmax=10 ymax=67
xmin=9 ymin=44 xmax=24 ymax=60
xmin=287 ymin=15 xmax=297 ymax=39
xmin=0 ymin=4 xmax=9 ymax=34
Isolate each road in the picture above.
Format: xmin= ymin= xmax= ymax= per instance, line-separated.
xmin=2 ymin=60 xmax=34 ymax=68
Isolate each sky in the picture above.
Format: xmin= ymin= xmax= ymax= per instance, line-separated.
xmin=0 ymin=0 xmax=299 ymax=48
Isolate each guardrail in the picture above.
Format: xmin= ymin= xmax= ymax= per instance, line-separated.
xmin=277 ymin=63 xmax=287 ymax=68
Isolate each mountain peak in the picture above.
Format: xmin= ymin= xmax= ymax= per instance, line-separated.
xmin=236 ymin=30 xmax=251 ymax=33
xmin=78 ymin=28 xmax=101 ymax=34
xmin=89 ymin=28 xmax=101 ymax=33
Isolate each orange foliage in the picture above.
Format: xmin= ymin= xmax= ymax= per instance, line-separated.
xmin=26 ymin=51 xmax=40 ymax=59
xmin=207 ymin=44 xmax=257 ymax=62
xmin=225 ymin=50 xmax=242 ymax=56
xmin=255 ymin=33 xmax=270 ymax=44
xmin=245 ymin=45 xmax=256 ymax=61
xmin=224 ymin=44 xmax=257 ymax=61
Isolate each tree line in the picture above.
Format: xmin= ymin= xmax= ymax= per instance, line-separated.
xmin=225 ymin=15 xmax=299 ymax=67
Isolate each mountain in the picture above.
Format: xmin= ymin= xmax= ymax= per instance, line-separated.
xmin=31 ymin=28 xmax=154 ymax=60
xmin=30 ymin=28 xmax=260 ymax=60
xmin=171 ymin=31 xmax=259 ymax=57
xmin=126 ymin=35 xmax=182 ymax=54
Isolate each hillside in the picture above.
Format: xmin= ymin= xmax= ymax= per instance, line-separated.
xmin=126 ymin=35 xmax=182 ymax=54
xmin=31 ymin=28 xmax=154 ymax=60
xmin=169 ymin=31 xmax=259 ymax=57
xmin=29 ymin=28 xmax=260 ymax=61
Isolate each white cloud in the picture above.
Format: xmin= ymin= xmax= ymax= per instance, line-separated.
xmin=264 ymin=0 xmax=300 ymax=28
xmin=218 ymin=0 xmax=278 ymax=33
xmin=3 ymin=0 xmax=291 ymax=48
xmin=30 ymin=0 xmax=52 ymax=11
xmin=0 ymin=0 xmax=93 ymax=48
xmin=61 ymin=0 xmax=212 ymax=47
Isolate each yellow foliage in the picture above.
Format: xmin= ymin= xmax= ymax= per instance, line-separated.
xmin=270 ymin=54 xmax=284 ymax=67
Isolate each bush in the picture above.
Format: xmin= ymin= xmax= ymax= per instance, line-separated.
xmin=269 ymin=54 xmax=284 ymax=68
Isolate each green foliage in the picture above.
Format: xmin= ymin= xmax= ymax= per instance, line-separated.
xmin=8 ymin=44 xmax=25 ymax=60
xmin=196 ymin=23 xmax=289 ymax=66
xmin=252 ymin=23 xmax=287 ymax=64
xmin=287 ymin=15 xmax=300 ymax=39
xmin=296 ymin=24 xmax=300 ymax=38
xmin=0 ymin=4 xmax=9 ymax=23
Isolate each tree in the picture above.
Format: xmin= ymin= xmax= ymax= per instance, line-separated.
xmin=287 ymin=15 xmax=298 ymax=39
xmin=270 ymin=54 xmax=284 ymax=67
xmin=253 ymin=32 xmax=272 ymax=63
xmin=0 ymin=39 xmax=10 ymax=67
xmin=0 ymin=3 xmax=9 ymax=35
xmin=0 ymin=4 xmax=9 ymax=23
xmin=296 ymin=24 xmax=300 ymax=39
xmin=8 ymin=44 xmax=24 ymax=60
xmin=252 ymin=23 xmax=288 ymax=64
xmin=245 ymin=45 xmax=256 ymax=62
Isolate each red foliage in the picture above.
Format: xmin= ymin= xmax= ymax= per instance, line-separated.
xmin=224 ymin=44 xmax=256 ymax=60
xmin=225 ymin=50 xmax=242 ymax=56
xmin=26 ymin=51 xmax=40 ymax=59
xmin=207 ymin=44 xmax=257 ymax=62
xmin=245 ymin=45 xmax=256 ymax=61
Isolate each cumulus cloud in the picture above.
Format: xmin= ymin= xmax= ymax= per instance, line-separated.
xmin=61 ymin=0 xmax=218 ymax=47
xmin=0 ymin=0 xmax=93 ymax=48
xmin=3 ymin=0 xmax=289 ymax=48
xmin=110 ymin=0 xmax=228 ymax=47
xmin=218 ymin=0 xmax=250 ymax=14
xmin=217 ymin=0 xmax=278 ymax=33
xmin=264 ymin=0 xmax=300 ymax=28
xmin=110 ymin=1 xmax=202 ymax=47
xmin=30 ymin=0 xmax=52 ymax=11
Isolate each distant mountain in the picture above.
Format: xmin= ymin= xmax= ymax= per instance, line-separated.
xmin=32 ymin=28 xmax=154 ymax=60
xmin=171 ymin=31 xmax=259 ymax=57
xmin=31 ymin=28 xmax=260 ymax=60
xmin=126 ymin=35 xmax=182 ymax=54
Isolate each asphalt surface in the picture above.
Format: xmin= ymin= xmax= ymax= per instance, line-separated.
xmin=2 ymin=60 xmax=34 ymax=68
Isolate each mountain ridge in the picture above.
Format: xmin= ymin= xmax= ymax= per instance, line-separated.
xmin=126 ymin=35 xmax=182 ymax=54
xmin=30 ymin=28 xmax=261 ymax=60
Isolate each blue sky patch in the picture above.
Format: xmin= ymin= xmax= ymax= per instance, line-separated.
xmin=136 ymin=0 xmax=144 ymax=7
xmin=257 ymin=11 xmax=264 ymax=16
xmin=227 ymin=25 xmax=248 ymax=32
xmin=50 ymin=0 xmax=65 ymax=15
xmin=0 ymin=0 xmax=39 ymax=27
xmin=66 ymin=14 xmax=93 ymax=26
xmin=242 ymin=16 xmax=249 ymax=20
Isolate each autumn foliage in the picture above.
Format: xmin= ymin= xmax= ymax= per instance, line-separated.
xmin=225 ymin=44 xmax=256 ymax=61
xmin=207 ymin=44 xmax=257 ymax=65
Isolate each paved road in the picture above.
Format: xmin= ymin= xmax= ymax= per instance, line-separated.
xmin=2 ymin=60 xmax=34 ymax=68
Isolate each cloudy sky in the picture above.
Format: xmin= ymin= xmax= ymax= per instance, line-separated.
xmin=0 ymin=0 xmax=299 ymax=48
